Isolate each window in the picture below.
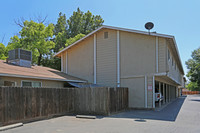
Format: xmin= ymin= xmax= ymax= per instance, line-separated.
xmin=22 ymin=81 xmax=41 ymax=87
xmin=168 ymin=49 xmax=170 ymax=61
xmin=104 ymin=32 xmax=108 ymax=39
xmin=4 ymin=81 xmax=16 ymax=86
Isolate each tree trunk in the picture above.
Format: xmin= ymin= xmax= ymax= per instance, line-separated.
xmin=38 ymin=53 xmax=42 ymax=66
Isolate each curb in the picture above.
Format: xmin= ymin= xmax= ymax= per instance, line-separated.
xmin=0 ymin=123 xmax=23 ymax=131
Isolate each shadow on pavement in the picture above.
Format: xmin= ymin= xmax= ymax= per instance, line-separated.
xmin=190 ymin=99 xmax=200 ymax=102
xmin=107 ymin=96 xmax=187 ymax=122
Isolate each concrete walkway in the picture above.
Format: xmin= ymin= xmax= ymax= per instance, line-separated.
xmin=2 ymin=95 xmax=200 ymax=133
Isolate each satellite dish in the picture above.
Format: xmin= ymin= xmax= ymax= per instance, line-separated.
xmin=145 ymin=22 xmax=154 ymax=34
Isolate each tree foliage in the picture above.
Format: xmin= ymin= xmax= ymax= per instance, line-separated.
xmin=0 ymin=43 xmax=7 ymax=60
xmin=41 ymin=8 xmax=104 ymax=70
xmin=186 ymin=47 xmax=200 ymax=91
xmin=7 ymin=20 xmax=55 ymax=65
xmin=5 ymin=8 xmax=104 ymax=70
xmin=65 ymin=33 xmax=85 ymax=47
xmin=67 ymin=8 xmax=104 ymax=38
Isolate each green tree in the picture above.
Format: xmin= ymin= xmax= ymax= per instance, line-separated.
xmin=54 ymin=12 xmax=68 ymax=52
xmin=6 ymin=36 xmax=22 ymax=52
xmin=186 ymin=47 xmax=200 ymax=91
xmin=67 ymin=8 xmax=104 ymax=38
xmin=186 ymin=82 xmax=199 ymax=91
xmin=0 ymin=43 xmax=7 ymax=60
xmin=65 ymin=33 xmax=85 ymax=47
xmin=7 ymin=20 xmax=55 ymax=65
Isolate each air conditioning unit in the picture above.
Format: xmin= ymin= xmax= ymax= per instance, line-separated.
xmin=8 ymin=49 xmax=32 ymax=68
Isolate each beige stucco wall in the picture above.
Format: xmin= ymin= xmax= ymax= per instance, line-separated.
xmin=67 ymin=35 xmax=94 ymax=83
xmin=0 ymin=76 xmax=65 ymax=88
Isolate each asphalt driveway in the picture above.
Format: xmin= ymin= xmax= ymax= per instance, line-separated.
xmin=2 ymin=95 xmax=200 ymax=133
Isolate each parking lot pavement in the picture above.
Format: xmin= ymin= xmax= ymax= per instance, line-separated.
xmin=2 ymin=95 xmax=200 ymax=133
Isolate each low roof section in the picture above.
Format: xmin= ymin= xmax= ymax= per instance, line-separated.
xmin=0 ymin=60 xmax=85 ymax=83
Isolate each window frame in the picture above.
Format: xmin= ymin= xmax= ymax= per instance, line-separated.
xmin=4 ymin=81 xmax=16 ymax=87
xmin=21 ymin=80 xmax=42 ymax=87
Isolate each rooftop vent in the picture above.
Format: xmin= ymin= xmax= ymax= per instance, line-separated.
xmin=8 ymin=49 xmax=32 ymax=68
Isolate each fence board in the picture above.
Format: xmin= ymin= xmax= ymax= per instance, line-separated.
xmin=0 ymin=87 xmax=128 ymax=126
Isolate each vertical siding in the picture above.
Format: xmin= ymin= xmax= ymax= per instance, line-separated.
xmin=158 ymin=38 xmax=167 ymax=73
xmin=68 ymin=36 xmax=94 ymax=83
xmin=167 ymin=41 xmax=182 ymax=85
xmin=121 ymin=77 xmax=145 ymax=108
xmin=120 ymin=31 xmax=156 ymax=77
xmin=147 ymin=76 xmax=153 ymax=108
xmin=96 ymin=29 xmax=117 ymax=87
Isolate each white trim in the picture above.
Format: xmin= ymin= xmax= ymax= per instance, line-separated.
xmin=0 ymin=73 xmax=86 ymax=83
xmin=156 ymin=36 xmax=159 ymax=73
xmin=94 ymin=34 xmax=97 ymax=84
xmin=54 ymin=25 xmax=174 ymax=57
xmin=54 ymin=26 xmax=104 ymax=57
xmin=61 ymin=53 xmax=63 ymax=72
xmin=121 ymin=75 xmax=144 ymax=79
xmin=117 ymin=30 xmax=120 ymax=87
xmin=158 ymin=82 xmax=161 ymax=107
xmin=121 ymin=72 xmax=167 ymax=79
xmin=154 ymin=72 xmax=167 ymax=76
xmin=65 ymin=52 xmax=68 ymax=74
xmin=163 ymin=83 xmax=165 ymax=104
xmin=169 ymin=85 xmax=171 ymax=102
xmin=153 ymin=76 xmax=155 ymax=108
xmin=53 ymin=25 xmax=184 ymax=74
xmin=145 ymin=75 xmax=147 ymax=108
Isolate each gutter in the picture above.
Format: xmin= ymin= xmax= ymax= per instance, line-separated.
xmin=0 ymin=73 xmax=86 ymax=83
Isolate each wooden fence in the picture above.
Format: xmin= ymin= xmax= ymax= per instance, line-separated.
xmin=182 ymin=91 xmax=200 ymax=95
xmin=0 ymin=86 xmax=128 ymax=126
xmin=74 ymin=87 xmax=128 ymax=115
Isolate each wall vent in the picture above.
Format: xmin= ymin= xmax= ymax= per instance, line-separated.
xmin=104 ymin=32 xmax=108 ymax=39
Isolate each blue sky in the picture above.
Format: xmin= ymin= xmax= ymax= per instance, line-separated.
xmin=0 ymin=0 xmax=199 ymax=74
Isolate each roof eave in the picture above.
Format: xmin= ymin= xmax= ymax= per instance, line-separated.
xmin=53 ymin=25 xmax=184 ymax=75
xmin=0 ymin=73 xmax=86 ymax=83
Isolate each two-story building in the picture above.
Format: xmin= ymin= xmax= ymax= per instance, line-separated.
xmin=54 ymin=25 xmax=185 ymax=109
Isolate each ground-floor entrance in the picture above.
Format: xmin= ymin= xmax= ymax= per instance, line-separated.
xmin=155 ymin=78 xmax=179 ymax=108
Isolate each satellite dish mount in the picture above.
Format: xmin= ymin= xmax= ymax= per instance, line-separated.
xmin=145 ymin=22 xmax=154 ymax=35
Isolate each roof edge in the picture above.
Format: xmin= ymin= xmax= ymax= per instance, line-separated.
xmin=53 ymin=25 xmax=174 ymax=57
xmin=53 ymin=25 xmax=184 ymax=74
xmin=0 ymin=73 xmax=86 ymax=83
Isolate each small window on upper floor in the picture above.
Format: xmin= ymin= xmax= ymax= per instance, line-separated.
xmin=104 ymin=32 xmax=108 ymax=39
xmin=168 ymin=49 xmax=170 ymax=61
